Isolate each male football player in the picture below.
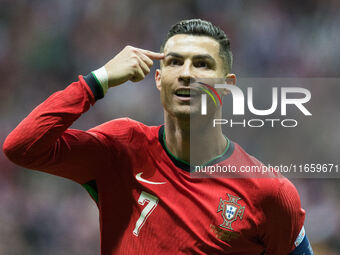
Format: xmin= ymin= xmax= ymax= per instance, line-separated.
xmin=3 ymin=19 xmax=313 ymax=254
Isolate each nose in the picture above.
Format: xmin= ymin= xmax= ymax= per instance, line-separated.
xmin=178 ymin=61 xmax=192 ymax=86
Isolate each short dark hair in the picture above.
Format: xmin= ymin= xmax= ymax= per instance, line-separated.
xmin=160 ymin=19 xmax=233 ymax=73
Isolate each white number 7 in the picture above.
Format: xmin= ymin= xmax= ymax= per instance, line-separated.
xmin=133 ymin=191 xmax=159 ymax=236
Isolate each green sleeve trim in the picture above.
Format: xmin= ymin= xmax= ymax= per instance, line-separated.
xmin=91 ymin=71 xmax=105 ymax=95
xmin=83 ymin=73 xmax=104 ymax=100
xmin=82 ymin=180 xmax=99 ymax=204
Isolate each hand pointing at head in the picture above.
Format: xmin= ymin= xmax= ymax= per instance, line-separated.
xmin=104 ymin=46 xmax=164 ymax=88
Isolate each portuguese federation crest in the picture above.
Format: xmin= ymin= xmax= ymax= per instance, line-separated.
xmin=217 ymin=193 xmax=245 ymax=231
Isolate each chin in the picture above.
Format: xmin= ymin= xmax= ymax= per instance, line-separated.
xmin=172 ymin=105 xmax=202 ymax=120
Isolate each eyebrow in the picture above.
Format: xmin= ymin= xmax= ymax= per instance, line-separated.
xmin=165 ymin=52 xmax=216 ymax=64
xmin=165 ymin=52 xmax=183 ymax=58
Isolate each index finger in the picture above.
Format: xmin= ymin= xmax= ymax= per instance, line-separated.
xmin=138 ymin=48 xmax=165 ymax=60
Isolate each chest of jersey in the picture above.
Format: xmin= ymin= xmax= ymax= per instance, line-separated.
xmin=96 ymin=151 xmax=265 ymax=255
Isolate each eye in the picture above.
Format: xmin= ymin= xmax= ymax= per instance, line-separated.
xmin=195 ymin=61 xmax=209 ymax=68
xmin=169 ymin=58 xmax=182 ymax=66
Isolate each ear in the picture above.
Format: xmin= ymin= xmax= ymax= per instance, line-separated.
xmin=155 ymin=69 xmax=161 ymax=91
xmin=222 ymin=73 xmax=236 ymax=96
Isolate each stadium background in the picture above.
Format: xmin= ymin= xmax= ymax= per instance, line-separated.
xmin=0 ymin=0 xmax=339 ymax=254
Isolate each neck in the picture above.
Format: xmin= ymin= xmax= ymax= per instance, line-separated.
xmin=164 ymin=110 xmax=227 ymax=166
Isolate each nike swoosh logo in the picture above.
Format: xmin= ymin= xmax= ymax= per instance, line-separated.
xmin=135 ymin=172 xmax=166 ymax=185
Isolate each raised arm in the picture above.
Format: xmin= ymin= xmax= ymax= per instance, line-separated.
xmin=2 ymin=46 xmax=164 ymax=184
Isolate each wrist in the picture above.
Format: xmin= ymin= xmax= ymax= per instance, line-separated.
xmin=92 ymin=66 xmax=109 ymax=95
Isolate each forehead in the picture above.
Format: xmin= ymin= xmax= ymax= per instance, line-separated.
xmin=163 ymin=34 xmax=220 ymax=57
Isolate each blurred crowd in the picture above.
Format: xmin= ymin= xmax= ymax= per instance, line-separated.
xmin=0 ymin=0 xmax=339 ymax=254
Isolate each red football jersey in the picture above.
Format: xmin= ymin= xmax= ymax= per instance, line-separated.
xmin=3 ymin=75 xmax=305 ymax=255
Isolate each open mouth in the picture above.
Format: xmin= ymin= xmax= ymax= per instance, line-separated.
xmin=175 ymin=89 xmax=199 ymax=97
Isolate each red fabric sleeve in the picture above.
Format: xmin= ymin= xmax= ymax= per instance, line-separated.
xmin=2 ymin=76 xmax=111 ymax=184
xmin=260 ymin=178 xmax=306 ymax=255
